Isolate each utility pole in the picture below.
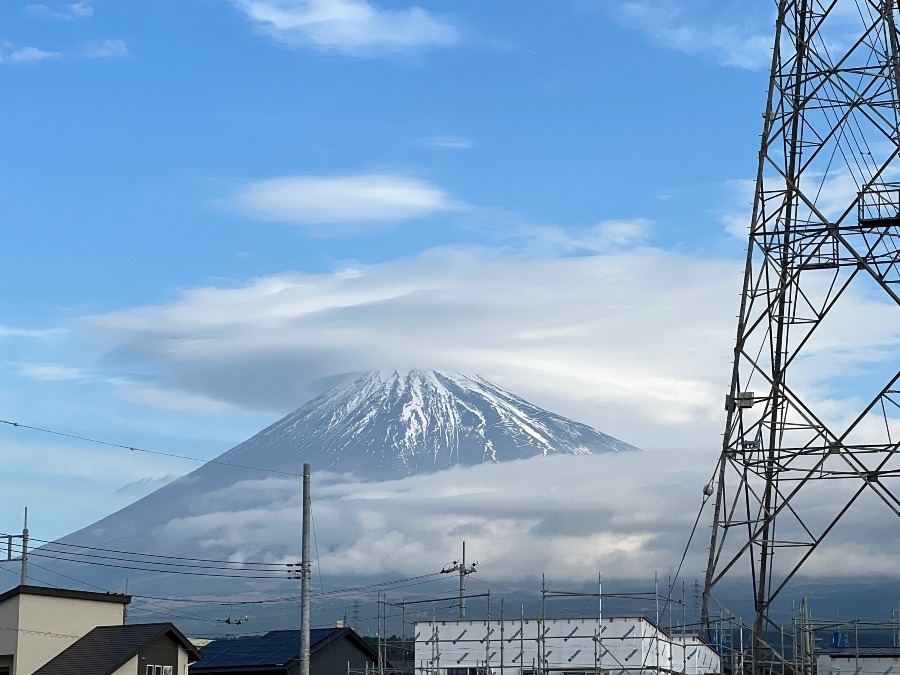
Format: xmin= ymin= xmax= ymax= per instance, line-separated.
xmin=440 ymin=541 xmax=476 ymax=618
xmin=300 ymin=464 xmax=311 ymax=675
xmin=20 ymin=507 xmax=28 ymax=586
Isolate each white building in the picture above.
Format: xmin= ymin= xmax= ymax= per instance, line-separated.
xmin=816 ymin=647 xmax=900 ymax=675
xmin=414 ymin=616 xmax=720 ymax=675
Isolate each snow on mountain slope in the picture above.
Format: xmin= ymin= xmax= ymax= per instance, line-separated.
xmin=216 ymin=370 xmax=636 ymax=477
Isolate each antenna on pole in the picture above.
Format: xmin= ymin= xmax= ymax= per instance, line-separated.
xmin=20 ymin=507 xmax=28 ymax=586
xmin=440 ymin=541 xmax=476 ymax=618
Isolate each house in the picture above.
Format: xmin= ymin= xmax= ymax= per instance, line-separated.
xmin=33 ymin=622 xmax=202 ymax=675
xmin=0 ymin=584 xmax=131 ymax=675
xmin=193 ymin=626 xmax=379 ymax=675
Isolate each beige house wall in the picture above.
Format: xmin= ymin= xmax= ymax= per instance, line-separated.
xmin=0 ymin=595 xmax=20 ymax=662
xmin=111 ymin=655 xmax=139 ymax=675
xmin=14 ymin=594 xmax=125 ymax=675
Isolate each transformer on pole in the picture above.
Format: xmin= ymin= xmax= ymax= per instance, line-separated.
xmin=702 ymin=1 xmax=900 ymax=672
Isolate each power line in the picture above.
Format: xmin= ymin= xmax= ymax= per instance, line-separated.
xmin=0 ymin=419 xmax=304 ymax=478
xmin=132 ymin=593 xmax=301 ymax=605
xmin=23 ymin=536 xmax=295 ymax=567
xmin=22 ymin=549 xmax=288 ymax=579
xmin=25 ymin=545 xmax=290 ymax=573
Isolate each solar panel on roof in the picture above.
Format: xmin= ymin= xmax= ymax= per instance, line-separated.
xmin=195 ymin=628 xmax=342 ymax=670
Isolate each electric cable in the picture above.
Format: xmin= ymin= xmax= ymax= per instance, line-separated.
xmin=26 ymin=536 xmax=299 ymax=567
xmin=0 ymin=419 xmax=305 ymax=478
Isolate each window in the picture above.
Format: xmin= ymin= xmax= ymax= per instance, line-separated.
xmin=163 ymin=668 xmax=173 ymax=675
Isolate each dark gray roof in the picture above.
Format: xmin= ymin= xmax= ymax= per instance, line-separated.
xmin=34 ymin=622 xmax=202 ymax=675
xmin=0 ymin=584 xmax=131 ymax=606
xmin=194 ymin=627 xmax=377 ymax=671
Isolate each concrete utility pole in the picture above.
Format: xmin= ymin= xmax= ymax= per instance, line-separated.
xmin=300 ymin=464 xmax=311 ymax=675
xmin=441 ymin=541 xmax=476 ymax=618
xmin=20 ymin=507 xmax=28 ymax=586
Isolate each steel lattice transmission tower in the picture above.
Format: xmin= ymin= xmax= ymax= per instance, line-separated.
xmin=702 ymin=0 xmax=900 ymax=670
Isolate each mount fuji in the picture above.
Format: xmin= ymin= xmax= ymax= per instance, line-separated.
xmin=214 ymin=369 xmax=637 ymax=479
xmin=16 ymin=371 xmax=638 ymax=606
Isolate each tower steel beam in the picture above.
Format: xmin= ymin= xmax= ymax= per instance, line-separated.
xmin=702 ymin=2 xmax=900 ymax=673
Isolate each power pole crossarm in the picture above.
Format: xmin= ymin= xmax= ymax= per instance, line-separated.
xmin=440 ymin=541 xmax=476 ymax=618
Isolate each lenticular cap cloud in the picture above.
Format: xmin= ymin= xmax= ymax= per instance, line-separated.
xmin=229 ymin=173 xmax=463 ymax=225
xmin=232 ymin=0 xmax=460 ymax=55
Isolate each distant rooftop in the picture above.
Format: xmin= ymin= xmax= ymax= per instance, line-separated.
xmin=0 ymin=584 xmax=131 ymax=606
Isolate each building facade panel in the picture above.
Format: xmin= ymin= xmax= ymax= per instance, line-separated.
xmin=414 ymin=617 xmax=719 ymax=675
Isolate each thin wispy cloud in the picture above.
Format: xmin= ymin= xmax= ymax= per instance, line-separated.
xmin=25 ymin=1 xmax=93 ymax=21
xmin=0 ymin=325 xmax=66 ymax=339
xmin=115 ymin=474 xmax=178 ymax=496
xmin=82 ymin=38 xmax=129 ymax=60
xmin=226 ymin=173 xmax=464 ymax=227
xmin=610 ymin=1 xmax=773 ymax=70
xmin=15 ymin=362 xmax=87 ymax=382
xmin=0 ymin=44 xmax=62 ymax=64
xmin=231 ymin=0 xmax=460 ymax=56
xmin=418 ymin=136 xmax=473 ymax=150
xmin=518 ymin=218 xmax=653 ymax=255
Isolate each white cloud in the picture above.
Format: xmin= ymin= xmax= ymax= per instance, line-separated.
xmin=15 ymin=362 xmax=87 ymax=381
xmin=520 ymin=218 xmax=652 ymax=254
xmin=115 ymin=474 xmax=178 ymax=496
xmin=145 ymin=451 xmax=718 ymax=583
xmin=1 ymin=45 xmax=62 ymax=64
xmin=83 ymin=243 xmax=741 ymax=449
xmin=25 ymin=1 xmax=93 ymax=21
xmin=116 ymin=385 xmax=242 ymax=415
xmin=80 ymin=237 xmax=900 ymax=455
xmin=610 ymin=1 xmax=773 ymax=70
xmin=716 ymin=178 xmax=754 ymax=238
xmin=0 ymin=326 xmax=66 ymax=339
xmin=82 ymin=38 xmax=129 ymax=60
xmin=231 ymin=0 xmax=459 ymax=56
xmin=106 ymin=447 xmax=900 ymax=589
xmin=226 ymin=173 xmax=463 ymax=227
xmin=418 ymin=136 xmax=473 ymax=150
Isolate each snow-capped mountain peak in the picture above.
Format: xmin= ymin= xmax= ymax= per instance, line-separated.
xmin=219 ymin=369 xmax=637 ymax=478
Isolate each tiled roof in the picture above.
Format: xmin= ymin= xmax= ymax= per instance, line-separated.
xmin=34 ymin=622 xmax=201 ymax=675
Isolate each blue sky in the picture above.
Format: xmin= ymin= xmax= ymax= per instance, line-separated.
xmin=0 ymin=1 xmax=785 ymax=545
